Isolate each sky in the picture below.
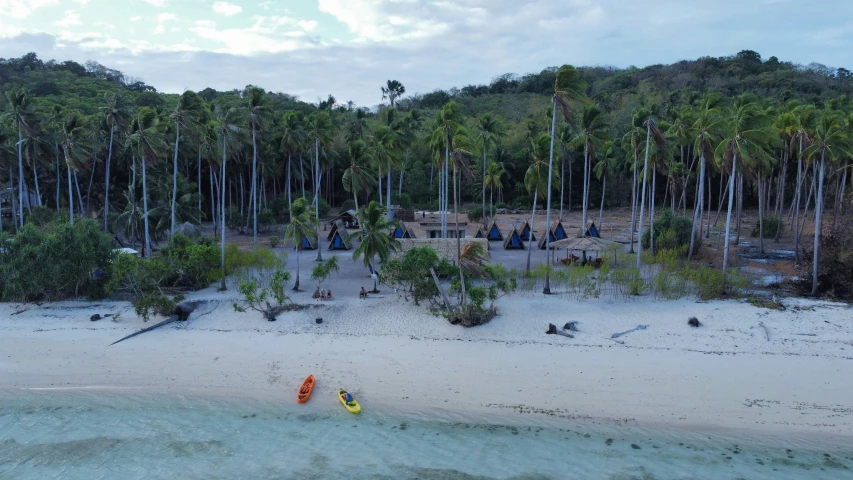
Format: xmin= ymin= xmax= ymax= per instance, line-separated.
xmin=1 ymin=0 xmax=852 ymax=107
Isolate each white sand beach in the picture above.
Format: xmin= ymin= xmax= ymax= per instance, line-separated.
xmin=2 ymin=268 xmax=852 ymax=438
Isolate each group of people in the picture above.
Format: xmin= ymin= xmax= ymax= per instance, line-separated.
xmin=314 ymin=288 xmax=333 ymax=301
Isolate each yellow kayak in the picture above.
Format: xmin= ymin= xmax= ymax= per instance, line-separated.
xmin=337 ymin=389 xmax=361 ymax=414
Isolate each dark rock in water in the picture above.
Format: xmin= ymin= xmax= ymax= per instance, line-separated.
xmin=90 ymin=314 xmax=102 ymax=322
xmin=546 ymin=324 xmax=557 ymax=334
xmin=563 ymin=321 xmax=579 ymax=332
xmin=605 ymin=438 xmax=613 ymax=446
xmin=316 ymin=318 xmax=323 ymax=324
xmin=688 ymin=317 xmax=702 ymax=328
xmin=631 ymin=444 xmax=641 ymax=450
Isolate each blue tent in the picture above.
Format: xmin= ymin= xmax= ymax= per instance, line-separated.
xmin=520 ymin=221 xmax=536 ymax=241
xmin=486 ymin=221 xmax=504 ymax=241
xmin=300 ymin=234 xmax=318 ymax=250
xmin=585 ymin=221 xmax=600 ymax=238
xmin=503 ymin=227 xmax=525 ymax=250
xmin=391 ymin=225 xmax=411 ymax=239
xmin=553 ymin=221 xmax=568 ymax=240
xmin=328 ymin=230 xmax=351 ymax=250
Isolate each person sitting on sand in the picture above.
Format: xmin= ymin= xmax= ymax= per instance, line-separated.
xmin=326 ymin=290 xmax=333 ymax=300
xmin=360 ymin=287 xmax=367 ymax=299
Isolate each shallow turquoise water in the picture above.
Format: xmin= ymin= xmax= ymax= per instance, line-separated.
xmin=0 ymin=390 xmax=850 ymax=480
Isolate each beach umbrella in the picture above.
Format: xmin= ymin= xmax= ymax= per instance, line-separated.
xmin=547 ymin=236 xmax=615 ymax=251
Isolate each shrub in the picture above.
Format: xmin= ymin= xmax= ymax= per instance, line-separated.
xmin=232 ymin=251 xmax=291 ymax=320
xmin=269 ymin=198 xmax=290 ymax=223
xmin=393 ymin=193 xmax=413 ymax=209
xmin=467 ymin=206 xmax=484 ymax=223
xmin=382 ymin=246 xmax=440 ymax=306
xmin=317 ymin=198 xmax=331 ymax=218
xmin=805 ymin=211 xmax=853 ymax=300
xmin=495 ymin=202 xmax=507 ymax=210
xmin=159 ymin=234 xmax=220 ymax=289
xmin=268 ymin=236 xmax=280 ymax=248
xmin=642 ymin=210 xmax=694 ymax=253
xmin=26 ymin=206 xmax=59 ymax=227
xmin=751 ymin=216 xmax=784 ymax=239
xmin=0 ymin=218 xmax=114 ymax=302
xmin=683 ymin=266 xmax=747 ymax=300
xmin=258 ymin=208 xmax=276 ymax=227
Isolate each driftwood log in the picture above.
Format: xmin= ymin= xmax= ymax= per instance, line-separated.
xmin=546 ymin=323 xmax=574 ymax=338
xmin=758 ymin=321 xmax=770 ymax=341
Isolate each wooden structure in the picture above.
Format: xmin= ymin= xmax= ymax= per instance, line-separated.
xmin=328 ymin=228 xmax=352 ymax=250
xmin=330 ymin=209 xmax=358 ymax=229
xmin=538 ymin=222 xmax=570 ymax=250
xmin=474 ymin=226 xmax=487 ymax=239
xmin=486 ymin=221 xmax=504 ymax=241
xmin=420 ymin=222 xmax=467 ymax=239
xmin=503 ymin=227 xmax=525 ymax=250
xmin=519 ymin=220 xmax=536 ymax=241
xmin=394 ymin=208 xmax=415 ymax=222
xmin=553 ymin=220 xmax=568 ymax=240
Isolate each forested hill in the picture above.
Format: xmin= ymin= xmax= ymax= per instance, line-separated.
xmin=1 ymin=49 xmax=851 ymax=223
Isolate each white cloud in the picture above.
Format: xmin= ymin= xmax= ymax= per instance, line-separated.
xmin=130 ymin=16 xmax=142 ymax=22
xmin=54 ymin=10 xmax=82 ymax=28
xmin=153 ymin=12 xmax=177 ymax=34
xmin=144 ymin=0 xmax=167 ymax=7
xmin=71 ymin=0 xmax=91 ymax=4
xmin=213 ymin=1 xmax=242 ymax=16
xmin=188 ymin=16 xmax=315 ymax=54
xmin=0 ymin=0 xmax=60 ymax=20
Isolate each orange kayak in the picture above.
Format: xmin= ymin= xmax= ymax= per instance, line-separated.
xmin=297 ymin=375 xmax=315 ymax=403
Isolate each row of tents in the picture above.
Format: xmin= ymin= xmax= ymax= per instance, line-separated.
xmin=475 ymin=220 xmax=599 ymax=250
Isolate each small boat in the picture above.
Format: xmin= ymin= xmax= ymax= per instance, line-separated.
xmin=298 ymin=375 xmax=315 ymax=403
xmin=337 ymin=388 xmax=361 ymax=414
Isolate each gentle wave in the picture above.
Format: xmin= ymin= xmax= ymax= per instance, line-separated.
xmin=0 ymin=389 xmax=850 ymax=480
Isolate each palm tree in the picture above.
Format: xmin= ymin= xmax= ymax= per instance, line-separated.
xmin=594 ymin=140 xmax=620 ymax=229
xmin=342 ymin=140 xmax=375 ymax=211
xmin=102 ymin=93 xmax=129 ymax=232
xmin=791 ymin=104 xmax=816 ymax=264
xmin=397 ymin=110 xmax=421 ymax=196
xmin=3 ymin=88 xmax=38 ymax=227
xmin=430 ymin=102 xmax=465 ymax=237
xmin=525 ymin=133 xmax=554 ymax=272
xmin=246 ymin=87 xmax=267 ymax=246
xmin=305 ymin=110 xmax=334 ymax=261
xmin=477 ymin=113 xmax=504 ymax=225
xmin=688 ymin=99 xmax=723 ymax=260
xmin=802 ymin=109 xmax=852 ymax=295
xmin=279 ymin=111 xmax=304 ymax=218
xmin=283 ymin=197 xmax=319 ymax=292
xmin=622 ymin=110 xmax=645 ymax=253
xmin=635 ymin=108 xmax=668 ymax=268
xmin=128 ymin=108 xmax=165 ymax=259
xmin=715 ymin=95 xmax=772 ymax=272
xmin=211 ymin=103 xmax=241 ymax=288
xmin=349 ymin=201 xmax=401 ymax=293
xmin=59 ymin=113 xmax=91 ymax=226
xmin=381 ymin=80 xmax=406 ymax=108
xmin=543 ymin=65 xmax=587 ymax=293
xmin=169 ymin=91 xmax=203 ymax=236
xmin=371 ymin=124 xmax=400 ymax=220
xmin=569 ymin=104 xmax=610 ymax=231
xmin=484 ymin=161 xmax=505 ymax=220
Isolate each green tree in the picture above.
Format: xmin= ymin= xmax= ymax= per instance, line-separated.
xmin=476 ymin=113 xmax=504 ymax=225
xmin=342 ymin=139 xmax=375 ymax=211
xmin=211 ymin=103 xmax=241 ymax=287
xmin=60 ymin=113 xmax=90 ymax=226
xmin=127 ymin=108 xmax=164 ymax=259
xmin=2 ymin=88 xmax=38 ymax=227
xmin=283 ymin=197 xmax=318 ymax=291
xmin=101 ymin=92 xmax=130 ymax=232
xmin=381 ymin=80 xmax=406 ymax=108
xmin=594 ymin=140 xmax=621 ymax=229
xmin=279 ymin=111 xmax=304 ymax=218
xmin=246 ymin=87 xmax=268 ymax=246
xmin=714 ymin=95 xmax=772 ymax=272
xmin=170 ymin=90 xmax=204 ymax=236
xmin=304 ymin=110 xmax=334 ymax=260
xmin=348 ymin=201 xmax=401 ymax=293
xmin=484 ymin=161 xmax=505 ymax=220
xmin=688 ymin=97 xmax=723 ymax=260
xmin=525 ymin=133 xmax=555 ymax=271
xmin=802 ymin=109 xmax=852 ymax=295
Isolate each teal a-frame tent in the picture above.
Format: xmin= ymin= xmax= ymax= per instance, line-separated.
xmin=503 ymin=227 xmax=525 ymax=250
xmin=486 ymin=221 xmax=504 ymax=241
xmin=519 ymin=220 xmax=536 ymax=241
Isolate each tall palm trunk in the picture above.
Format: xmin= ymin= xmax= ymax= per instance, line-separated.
xmin=649 ymin=169 xmax=657 ymax=256
xmin=67 ymin=164 xmax=74 ymax=225
xmin=171 ymin=125 xmax=180 ymax=236
xmin=688 ymin=154 xmax=706 ymax=260
xmin=543 ymin=100 xmax=558 ymax=294
xmin=105 ymin=127 xmax=114 ymax=232
xmin=252 ymin=131 xmax=259 ymax=245
xmin=629 ymin=148 xmax=638 ymax=253
xmin=636 ymin=124 xmax=651 ymax=268
xmin=17 ymin=124 xmax=24 ymax=227
xmin=300 ymin=154 xmax=305 ymax=199
xmin=792 ymin=137 xmax=805 ymax=263
xmin=559 ymin=155 xmax=566 ymax=221
xmin=142 ymin=158 xmax=151 ymax=259
xmin=131 ymin=156 xmax=136 ymax=249
xmin=287 ymin=152 xmax=293 ymax=216
xmin=526 ymin=187 xmax=538 ymax=272
xmin=32 ymin=163 xmax=41 ymax=207
xmin=74 ymin=170 xmax=84 ymax=216
xmin=220 ymin=140 xmax=228 ymax=291
xmin=314 ymin=137 xmax=323 ymax=262
xmin=55 ymin=144 xmax=61 ymax=209
xmin=453 ymin=159 xmax=465 ymax=306
xmin=197 ymin=149 xmax=202 ymax=212
xmin=581 ymin=142 xmax=589 ymax=229
xmin=386 ymin=166 xmax=393 ymax=221
xmin=812 ymin=151 xmax=827 ymax=296
xmin=599 ymin=176 xmax=606 ymax=231
xmin=722 ymin=155 xmax=738 ymax=272
xmin=482 ymin=147 xmax=487 ymax=226
xmin=758 ymin=175 xmax=765 ymax=254
xmin=735 ymin=174 xmax=743 ymax=245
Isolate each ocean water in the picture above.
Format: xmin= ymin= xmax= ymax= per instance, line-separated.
xmin=0 ymin=390 xmax=850 ymax=480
